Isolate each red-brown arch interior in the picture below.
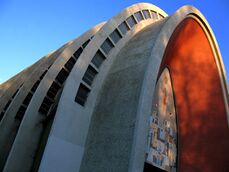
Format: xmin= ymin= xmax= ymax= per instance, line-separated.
xmin=159 ymin=17 xmax=229 ymax=172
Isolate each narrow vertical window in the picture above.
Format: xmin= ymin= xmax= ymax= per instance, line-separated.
xmin=118 ymin=22 xmax=130 ymax=35
xmin=134 ymin=11 xmax=144 ymax=22
xmin=142 ymin=10 xmax=151 ymax=19
xmin=91 ymin=50 xmax=106 ymax=68
xmin=55 ymin=68 xmax=69 ymax=85
xmin=101 ymin=38 xmax=114 ymax=55
xmin=73 ymin=47 xmax=83 ymax=60
xmin=110 ymin=29 xmax=122 ymax=44
xmin=150 ymin=11 xmax=158 ymax=19
xmin=64 ymin=57 xmax=76 ymax=72
xmin=82 ymin=65 xmax=98 ymax=86
xmin=75 ymin=84 xmax=90 ymax=106
xmin=126 ymin=15 xmax=137 ymax=28
xmin=47 ymin=81 xmax=61 ymax=100
xmin=82 ymin=39 xmax=90 ymax=48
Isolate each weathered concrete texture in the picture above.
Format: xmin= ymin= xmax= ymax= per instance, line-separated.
xmin=80 ymin=21 xmax=165 ymax=172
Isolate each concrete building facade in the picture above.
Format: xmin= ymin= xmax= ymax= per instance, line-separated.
xmin=0 ymin=3 xmax=228 ymax=172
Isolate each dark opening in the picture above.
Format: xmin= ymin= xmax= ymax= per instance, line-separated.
xmin=31 ymin=80 xmax=40 ymax=93
xmin=64 ymin=57 xmax=76 ymax=72
xmin=82 ymin=39 xmax=90 ymax=48
xmin=110 ymin=29 xmax=122 ymax=44
xmin=82 ymin=65 xmax=98 ymax=86
xmin=126 ymin=15 xmax=137 ymax=28
xmin=22 ymin=92 xmax=33 ymax=106
xmin=75 ymin=84 xmax=90 ymax=106
xmin=144 ymin=163 xmax=167 ymax=172
xmin=91 ymin=50 xmax=106 ymax=68
xmin=73 ymin=47 xmax=83 ymax=60
xmin=47 ymin=81 xmax=61 ymax=100
xmin=55 ymin=68 xmax=69 ymax=85
xmin=101 ymin=38 xmax=114 ymax=55
xmin=118 ymin=21 xmax=130 ymax=35
xmin=134 ymin=11 xmax=144 ymax=22
xmin=39 ymin=97 xmax=54 ymax=115
xmin=143 ymin=10 xmax=151 ymax=19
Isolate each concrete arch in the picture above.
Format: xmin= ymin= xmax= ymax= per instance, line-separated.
xmin=38 ymin=3 xmax=167 ymax=172
xmin=131 ymin=5 xmax=229 ymax=172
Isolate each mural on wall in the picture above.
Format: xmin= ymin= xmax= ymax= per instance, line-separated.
xmin=146 ymin=68 xmax=177 ymax=172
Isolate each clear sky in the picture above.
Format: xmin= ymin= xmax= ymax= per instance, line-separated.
xmin=0 ymin=0 xmax=228 ymax=83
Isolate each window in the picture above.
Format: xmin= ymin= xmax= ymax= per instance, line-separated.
xmin=73 ymin=47 xmax=83 ymax=60
xmin=75 ymin=84 xmax=90 ymax=106
xmin=126 ymin=15 xmax=137 ymax=28
xmin=134 ymin=11 xmax=144 ymax=22
xmin=150 ymin=11 xmax=158 ymax=19
xmin=142 ymin=10 xmax=150 ymax=19
xmin=31 ymin=80 xmax=40 ymax=93
xmin=101 ymin=38 xmax=114 ymax=55
xmin=159 ymin=14 xmax=164 ymax=19
xmin=47 ymin=81 xmax=61 ymax=100
xmin=110 ymin=29 xmax=122 ymax=44
xmin=3 ymin=100 xmax=12 ymax=111
xmin=0 ymin=112 xmax=5 ymax=121
xmin=39 ymin=97 xmax=54 ymax=115
xmin=12 ymin=89 xmax=19 ymax=98
xmin=55 ymin=68 xmax=69 ymax=85
xmin=82 ymin=39 xmax=90 ymax=48
xmin=40 ymin=70 xmax=47 ymax=80
xmin=91 ymin=50 xmax=106 ymax=68
xmin=64 ymin=57 xmax=76 ymax=72
xmin=82 ymin=65 xmax=98 ymax=86
xmin=118 ymin=21 xmax=130 ymax=35
xmin=22 ymin=92 xmax=33 ymax=106
xmin=15 ymin=106 xmax=26 ymax=120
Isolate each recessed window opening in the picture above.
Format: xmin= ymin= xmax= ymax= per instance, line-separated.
xmin=82 ymin=39 xmax=90 ymax=48
xmin=110 ymin=29 xmax=122 ymax=44
xmin=31 ymin=80 xmax=40 ymax=93
xmin=3 ymin=100 xmax=12 ymax=111
xmin=143 ymin=10 xmax=151 ymax=19
xmin=64 ymin=57 xmax=76 ymax=72
xmin=0 ymin=112 xmax=5 ymax=120
xmin=75 ymin=84 xmax=90 ymax=106
xmin=82 ymin=65 xmax=98 ymax=86
xmin=91 ymin=50 xmax=106 ymax=69
xmin=40 ymin=70 xmax=48 ymax=80
xmin=22 ymin=92 xmax=33 ymax=106
xmin=101 ymin=38 xmax=114 ymax=55
xmin=73 ymin=47 xmax=83 ymax=60
xmin=38 ymin=97 xmax=54 ymax=115
xmin=15 ymin=106 xmax=26 ymax=120
xmin=134 ymin=11 xmax=144 ymax=22
xmin=47 ymin=81 xmax=61 ymax=100
xmin=150 ymin=11 xmax=158 ymax=19
xmin=159 ymin=14 xmax=164 ymax=19
xmin=118 ymin=21 xmax=130 ymax=35
xmin=12 ymin=89 xmax=19 ymax=98
xmin=126 ymin=15 xmax=137 ymax=28
xmin=55 ymin=68 xmax=69 ymax=85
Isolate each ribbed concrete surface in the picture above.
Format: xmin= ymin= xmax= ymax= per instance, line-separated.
xmin=80 ymin=21 xmax=166 ymax=172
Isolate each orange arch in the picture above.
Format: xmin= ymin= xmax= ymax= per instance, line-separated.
xmin=160 ymin=17 xmax=229 ymax=172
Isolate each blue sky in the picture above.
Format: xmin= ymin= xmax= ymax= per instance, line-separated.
xmin=0 ymin=0 xmax=228 ymax=83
